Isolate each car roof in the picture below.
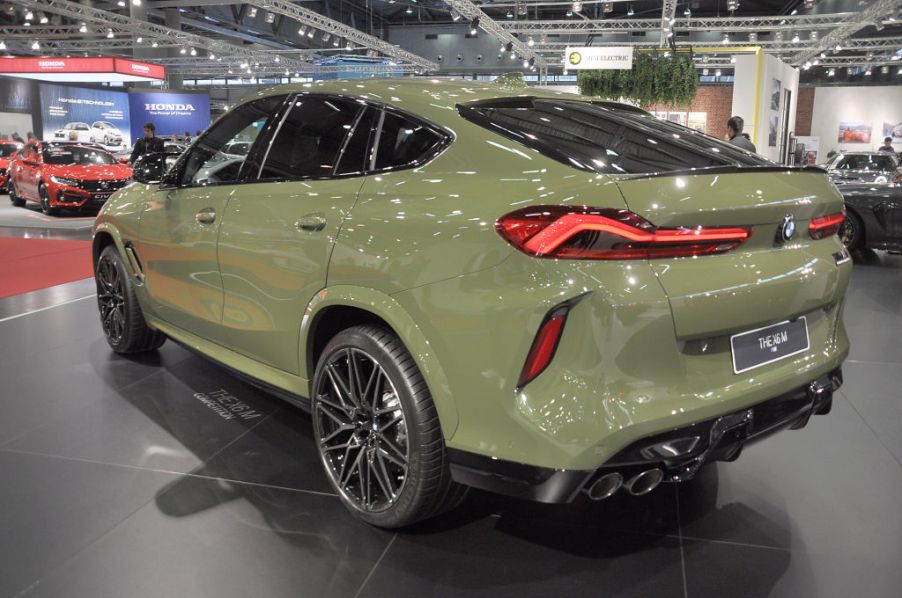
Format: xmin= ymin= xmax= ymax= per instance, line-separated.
xmin=836 ymin=151 xmax=892 ymax=156
xmin=235 ymin=77 xmax=634 ymax=129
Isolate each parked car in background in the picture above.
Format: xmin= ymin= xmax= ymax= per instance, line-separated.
xmin=222 ymin=140 xmax=251 ymax=155
xmin=8 ymin=142 xmax=131 ymax=215
xmin=53 ymin=122 xmax=92 ymax=143
xmin=823 ymin=151 xmax=902 ymax=184
xmin=92 ymin=80 xmax=849 ymax=528
xmin=837 ymin=182 xmax=902 ymax=252
xmin=90 ymin=121 xmax=124 ymax=146
xmin=0 ymin=140 xmax=23 ymax=191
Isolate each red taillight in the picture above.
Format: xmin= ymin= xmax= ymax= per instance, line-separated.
xmin=809 ymin=211 xmax=845 ymax=240
xmin=496 ymin=205 xmax=750 ymax=260
xmin=518 ymin=314 xmax=566 ymax=389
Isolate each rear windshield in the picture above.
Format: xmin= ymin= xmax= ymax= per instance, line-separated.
xmin=43 ymin=146 xmax=116 ymax=165
xmin=458 ymin=97 xmax=770 ymax=175
xmin=835 ymin=154 xmax=896 ymax=171
xmin=0 ymin=143 xmax=20 ymax=157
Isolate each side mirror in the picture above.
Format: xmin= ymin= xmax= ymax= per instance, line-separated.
xmin=132 ymin=151 xmax=180 ymax=185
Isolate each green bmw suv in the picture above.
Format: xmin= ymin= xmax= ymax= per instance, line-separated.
xmin=93 ymin=79 xmax=850 ymax=528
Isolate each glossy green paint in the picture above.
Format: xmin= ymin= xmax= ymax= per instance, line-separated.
xmin=94 ymin=78 xmax=850 ymax=475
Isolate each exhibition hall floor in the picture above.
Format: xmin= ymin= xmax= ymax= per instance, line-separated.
xmin=1 ymin=205 xmax=901 ymax=597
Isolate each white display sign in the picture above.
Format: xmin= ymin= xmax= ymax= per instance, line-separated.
xmin=564 ymin=46 xmax=634 ymax=70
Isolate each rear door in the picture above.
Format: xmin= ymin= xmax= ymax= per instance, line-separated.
xmin=217 ymin=95 xmax=372 ymax=374
xmin=136 ymin=95 xmax=286 ymax=342
xmin=15 ymin=144 xmax=40 ymax=199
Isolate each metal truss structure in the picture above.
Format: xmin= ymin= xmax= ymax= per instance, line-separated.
xmin=791 ymin=0 xmax=899 ymax=64
xmin=659 ymin=0 xmax=677 ymax=47
xmin=6 ymin=0 xmax=308 ymax=71
xmin=242 ymin=0 xmax=436 ymax=69
xmin=168 ymin=63 xmax=423 ymax=78
xmin=443 ymin=0 xmax=547 ymax=68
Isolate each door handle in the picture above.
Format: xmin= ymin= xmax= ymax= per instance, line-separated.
xmin=195 ymin=208 xmax=216 ymax=225
xmin=296 ymin=214 xmax=327 ymax=232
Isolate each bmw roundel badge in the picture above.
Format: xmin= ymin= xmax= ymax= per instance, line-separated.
xmin=778 ymin=214 xmax=796 ymax=244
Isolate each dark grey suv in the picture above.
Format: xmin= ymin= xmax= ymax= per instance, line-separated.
xmin=824 ymin=152 xmax=901 ymax=184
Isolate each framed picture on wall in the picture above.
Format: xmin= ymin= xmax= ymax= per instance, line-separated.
xmin=687 ymin=112 xmax=707 ymax=133
xmin=770 ymin=79 xmax=782 ymax=110
xmin=768 ymin=115 xmax=780 ymax=147
xmin=838 ymin=122 xmax=872 ymax=144
xmin=882 ymin=121 xmax=902 ymax=140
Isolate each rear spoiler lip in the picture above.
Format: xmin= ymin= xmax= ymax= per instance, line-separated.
xmin=614 ymin=164 xmax=828 ymax=181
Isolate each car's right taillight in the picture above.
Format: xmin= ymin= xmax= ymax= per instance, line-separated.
xmin=496 ymin=205 xmax=750 ymax=260
xmin=809 ymin=211 xmax=846 ymax=240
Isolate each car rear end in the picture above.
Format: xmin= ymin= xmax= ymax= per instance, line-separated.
xmin=444 ymin=97 xmax=850 ymax=502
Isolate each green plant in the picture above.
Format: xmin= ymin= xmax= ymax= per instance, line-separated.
xmin=578 ymin=53 xmax=698 ymax=107
xmin=495 ymin=71 xmax=527 ymax=89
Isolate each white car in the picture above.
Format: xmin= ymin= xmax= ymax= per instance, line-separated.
xmin=90 ymin=121 xmax=124 ymax=147
xmin=53 ymin=122 xmax=92 ymax=143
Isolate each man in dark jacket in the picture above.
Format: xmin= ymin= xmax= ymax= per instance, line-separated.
xmin=129 ymin=122 xmax=165 ymax=164
xmin=726 ymin=116 xmax=757 ymax=153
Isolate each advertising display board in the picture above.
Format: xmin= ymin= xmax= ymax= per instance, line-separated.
xmin=0 ymin=77 xmax=37 ymax=140
xmin=38 ymin=83 xmax=130 ymax=149
xmin=128 ymin=91 xmax=211 ymax=144
xmin=564 ymin=47 xmax=633 ymax=70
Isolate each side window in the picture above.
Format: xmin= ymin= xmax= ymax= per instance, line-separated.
xmin=177 ymin=95 xmax=284 ymax=187
xmin=373 ymin=111 xmax=446 ymax=172
xmin=259 ymin=96 xmax=362 ymax=180
xmin=334 ymin=107 xmax=377 ymax=176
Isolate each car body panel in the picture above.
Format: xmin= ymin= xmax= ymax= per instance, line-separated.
xmin=839 ymin=182 xmax=902 ymax=251
xmin=824 ymin=151 xmax=901 ymax=184
xmin=93 ymin=78 xmax=850 ymax=478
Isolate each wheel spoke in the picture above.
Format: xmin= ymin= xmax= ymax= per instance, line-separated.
xmin=373 ymin=450 xmax=396 ymax=499
xmin=377 ymin=442 xmax=406 ymax=469
xmin=380 ymin=412 xmax=404 ymax=432
xmin=326 ymin=363 xmax=358 ymax=410
xmin=316 ymin=400 xmax=352 ymax=427
xmin=319 ymin=422 xmax=354 ymax=445
xmin=339 ymin=444 xmax=363 ymax=487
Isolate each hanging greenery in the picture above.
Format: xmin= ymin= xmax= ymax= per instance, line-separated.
xmin=578 ymin=53 xmax=698 ymax=107
xmin=495 ymin=71 xmax=528 ymax=89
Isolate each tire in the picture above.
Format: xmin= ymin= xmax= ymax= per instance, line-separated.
xmin=8 ymin=181 xmax=25 ymax=207
xmin=95 ymin=245 xmax=166 ymax=354
xmin=311 ymin=325 xmax=468 ymax=528
xmin=38 ymin=184 xmax=59 ymax=216
xmin=839 ymin=211 xmax=863 ymax=251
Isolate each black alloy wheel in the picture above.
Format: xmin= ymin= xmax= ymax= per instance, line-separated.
xmin=38 ymin=184 xmax=59 ymax=216
xmin=312 ymin=325 xmax=468 ymax=528
xmin=8 ymin=181 xmax=25 ymax=207
xmin=96 ymin=252 xmax=127 ymax=346
xmin=839 ymin=212 xmax=862 ymax=251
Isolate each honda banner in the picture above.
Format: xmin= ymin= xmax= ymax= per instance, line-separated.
xmin=127 ymin=91 xmax=211 ymax=144
xmin=38 ymin=83 xmax=131 ymax=149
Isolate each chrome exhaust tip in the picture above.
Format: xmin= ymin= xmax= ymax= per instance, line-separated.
xmin=624 ymin=468 xmax=664 ymax=496
xmin=585 ymin=472 xmax=623 ymax=501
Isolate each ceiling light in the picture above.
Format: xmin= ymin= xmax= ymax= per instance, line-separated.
xmin=726 ymin=0 xmax=739 ymax=12
xmin=664 ymin=51 xmax=670 ymax=57
xmin=151 ymin=41 xmax=158 ymax=47
xmin=209 ymin=52 xmax=214 ymax=59
xmin=79 ymin=22 xmax=87 ymax=33
xmin=346 ymin=40 xmax=353 ymax=49
xmin=39 ymin=12 xmax=48 ymax=24
xmin=715 ymin=69 xmax=722 ymax=77
xmin=469 ymin=17 xmax=479 ymax=35
xmin=628 ymin=5 xmax=635 ymax=16
xmin=897 ymin=67 xmax=902 ymax=74
xmin=107 ymin=29 xmax=115 ymax=39
xmin=307 ymin=29 xmax=315 ymax=38
xmin=405 ymin=7 xmax=413 ymax=14
xmin=791 ymin=32 xmax=800 ymax=43
xmin=748 ymin=32 xmax=758 ymax=43
xmin=603 ymin=1 xmax=613 ymax=13
xmin=730 ymin=56 xmax=736 ymax=63
xmin=722 ymin=33 xmax=730 ymax=44
xmin=450 ymin=10 xmax=461 ymax=22
xmin=865 ymin=68 xmax=872 ymax=75
xmin=247 ymin=7 xmax=257 ymax=18
xmin=136 ymin=36 xmax=142 ymax=43
xmin=804 ymin=0 xmax=815 ymax=8
xmin=322 ymin=32 xmax=330 ymax=42
xmin=523 ymin=59 xmax=529 ymax=68
xmin=190 ymin=47 xmax=196 ymax=55
xmin=881 ymin=65 xmax=890 ymax=74
xmin=180 ymin=47 xmax=187 ymax=54
xmin=24 ymin=11 xmax=33 ymax=21
xmin=528 ymin=37 xmax=534 ymax=46
xmin=827 ymin=68 xmax=835 ymax=77
xmin=298 ymin=25 xmax=307 ymax=35
xmin=810 ymin=31 xmax=818 ymax=41
xmin=566 ymin=10 xmax=573 ymax=17
xmin=0 ymin=42 xmax=5 ymax=50
xmin=31 ymin=40 xmax=39 ymax=50
xmin=835 ymin=44 xmax=842 ymax=51
xmin=702 ymin=68 xmax=709 ymax=75
xmin=775 ymin=31 xmax=783 ymax=41
xmin=274 ymin=55 xmax=280 ymax=62
xmin=572 ymin=2 xmax=582 ymax=12
xmin=333 ymin=37 xmax=340 ymax=47
xmin=264 ymin=12 xmax=275 ymax=24
xmin=117 ymin=0 xmax=125 ymax=6
xmin=506 ymin=10 xmax=514 ymax=18
xmin=133 ymin=0 xmax=141 ymax=5
xmin=517 ymin=2 xmax=527 ymax=16
xmin=684 ymin=7 xmax=691 ymax=16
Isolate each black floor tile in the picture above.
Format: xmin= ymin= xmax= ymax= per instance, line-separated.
xmin=0 ymin=450 xmax=178 ymax=598
xmin=22 ymin=477 xmax=393 ymax=598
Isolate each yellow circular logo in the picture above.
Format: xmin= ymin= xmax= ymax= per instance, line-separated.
xmin=568 ymin=51 xmax=582 ymax=66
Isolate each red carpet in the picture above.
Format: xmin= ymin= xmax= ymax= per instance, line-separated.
xmin=0 ymin=237 xmax=94 ymax=299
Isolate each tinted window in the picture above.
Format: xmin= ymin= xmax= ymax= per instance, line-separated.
xmin=0 ymin=143 xmax=20 ymax=157
xmin=259 ymin=96 xmax=362 ymax=180
xmin=458 ymin=98 xmax=770 ymax=174
xmin=374 ymin=111 xmax=446 ymax=171
xmin=335 ymin=107 xmax=377 ymax=176
xmin=42 ymin=146 xmax=116 ymax=165
xmin=836 ymin=154 xmax=896 ymax=171
xmin=176 ymin=95 xmax=284 ymax=186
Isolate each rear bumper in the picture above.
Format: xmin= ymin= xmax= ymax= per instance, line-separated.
xmin=448 ymin=368 xmax=843 ymax=503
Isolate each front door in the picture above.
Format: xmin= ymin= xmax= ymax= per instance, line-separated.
xmin=15 ymin=144 xmax=40 ymax=200
xmin=218 ymin=95 xmax=374 ymax=374
xmin=135 ymin=95 xmax=286 ymax=342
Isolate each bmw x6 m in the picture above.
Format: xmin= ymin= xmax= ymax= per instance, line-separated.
xmin=93 ymin=80 xmax=850 ymax=528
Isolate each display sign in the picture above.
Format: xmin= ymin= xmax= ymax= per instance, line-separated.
xmin=564 ymin=47 xmax=633 ymax=70
xmin=127 ymin=91 xmax=211 ymax=144
xmin=38 ymin=83 xmax=131 ymax=149
xmin=795 ymin=136 xmax=820 ymax=165
xmin=0 ymin=57 xmax=164 ymax=82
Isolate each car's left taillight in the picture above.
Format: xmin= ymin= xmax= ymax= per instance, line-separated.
xmin=496 ymin=205 xmax=750 ymax=260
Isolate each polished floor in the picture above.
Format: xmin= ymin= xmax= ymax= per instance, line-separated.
xmin=0 ymin=202 xmax=901 ymax=597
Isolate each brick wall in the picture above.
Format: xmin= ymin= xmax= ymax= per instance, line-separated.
xmin=662 ymin=85 xmax=735 ymax=140
xmin=795 ymin=87 xmax=815 ymax=135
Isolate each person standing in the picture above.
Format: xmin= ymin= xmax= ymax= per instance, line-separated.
xmin=726 ymin=116 xmax=757 ymax=153
xmin=184 ymin=131 xmax=192 ymax=144
xmin=878 ymin=136 xmax=896 ymax=153
xmin=26 ymin=131 xmax=36 ymax=142
xmin=129 ymin=122 xmax=165 ymax=164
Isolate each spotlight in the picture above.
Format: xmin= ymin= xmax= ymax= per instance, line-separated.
xmin=726 ymin=0 xmax=738 ymax=12
xmin=151 ymin=41 xmax=158 ymax=47
xmin=107 ymin=29 xmax=115 ymax=39
xmin=133 ymin=0 xmax=141 ymax=5
xmin=517 ymin=2 xmax=527 ymax=16
xmin=190 ymin=47 xmax=196 ymax=56
xmin=791 ymin=32 xmax=800 ymax=43
xmin=136 ymin=37 xmax=142 ymax=43
xmin=405 ymin=7 xmax=413 ymax=15
xmin=835 ymin=44 xmax=842 ymax=51
xmin=79 ymin=22 xmax=87 ymax=33
xmin=809 ymin=30 xmax=818 ymax=41
xmin=505 ymin=41 xmax=514 ymax=53
xmin=603 ymin=2 xmax=613 ymax=13
xmin=628 ymin=6 xmax=635 ymax=16
xmin=827 ymin=68 xmax=835 ymax=77
xmin=865 ymin=68 xmax=872 ymax=75
xmin=39 ymin=12 xmax=48 ymax=24
xmin=572 ymin=2 xmax=582 ymax=12
xmin=209 ymin=52 xmax=214 ymax=59
xmin=523 ymin=59 xmax=529 ymax=68
xmin=307 ymin=29 xmax=315 ymax=38
xmin=264 ymin=12 xmax=275 ymax=24
xmin=775 ymin=30 xmax=783 ymax=41
xmin=804 ymin=0 xmax=815 ymax=8
xmin=298 ymin=25 xmax=307 ymax=35
xmin=702 ymin=68 xmax=709 ymax=75
xmin=0 ymin=42 xmax=5 ymax=50
xmin=31 ymin=40 xmax=39 ymax=50
xmin=898 ymin=67 xmax=902 ymax=75
xmin=322 ymin=32 xmax=331 ymax=42
xmin=180 ymin=47 xmax=187 ymax=54
xmin=247 ymin=7 xmax=257 ymax=18
xmin=333 ymin=37 xmax=340 ymax=47
xmin=528 ymin=37 xmax=535 ymax=46
xmin=684 ymin=7 xmax=691 ymax=16
xmin=748 ymin=32 xmax=757 ymax=43
xmin=24 ymin=11 xmax=33 ymax=21
xmin=450 ymin=10 xmax=461 ymax=22
xmin=722 ymin=33 xmax=730 ymax=44
xmin=882 ymin=65 xmax=890 ymax=74
xmin=117 ymin=1 xmax=125 ymax=6
xmin=730 ymin=56 xmax=736 ymax=63
xmin=346 ymin=40 xmax=353 ymax=49
xmin=715 ymin=69 xmax=722 ymax=77
xmin=274 ymin=55 xmax=280 ymax=62
xmin=469 ymin=17 xmax=479 ymax=35
xmin=820 ymin=52 xmax=826 ymax=58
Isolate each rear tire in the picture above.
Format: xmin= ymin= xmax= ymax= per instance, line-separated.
xmin=38 ymin=184 xmax=59 ymax=216
xmin=95 ymin=246 xmax=166 ymax=354
xmin=839 ymin=211 xmax=863 ymax=251
xmin=8 ymin=181 xmax=25 ymax=207
xmin=312 ymin=325 xmax=467 ymax=528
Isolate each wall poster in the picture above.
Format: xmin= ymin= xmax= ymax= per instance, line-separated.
xmin=837 ymin=122 xmax=872 ymax=144
xmin=770 ymin=78 xmax=782 ymax=111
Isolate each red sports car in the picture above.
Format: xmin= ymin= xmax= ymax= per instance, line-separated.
xmin=0 ymin=141 xmax=23 ymax=192
xmin=8 ymin=141 xmax=132 ymax=215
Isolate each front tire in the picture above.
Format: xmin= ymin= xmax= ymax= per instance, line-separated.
xmin=95 ymin=246 xmax=166 ymax=354
xmin=839 ymin=211 xmax=863 ymax=251
xmin=38 ymin=184 xmax=59 ymax=216
xmin=312 ymin=325 xmax=467 ymax=528
xmin=8 ymin=181 xmax=25 ymax=207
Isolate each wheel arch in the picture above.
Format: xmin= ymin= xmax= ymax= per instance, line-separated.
xmin=92 ymin=223 xmax=127 ymax=268
xmin=844 ymin=205 xmax=867 ymax=248
xmin=301 ymin=286 xmax=459 ymax=438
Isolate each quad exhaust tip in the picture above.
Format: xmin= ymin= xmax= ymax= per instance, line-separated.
xmin=585 ymin=472 xmax=623 ymax=500
xmin=624 ymin=468 xmax=665 ymax=496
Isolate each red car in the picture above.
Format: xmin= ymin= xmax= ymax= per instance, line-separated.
xmin=0 ymin=141 xmax=23 ymax=191
xmin=8 ymin=141 xmax=132 ymax=215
